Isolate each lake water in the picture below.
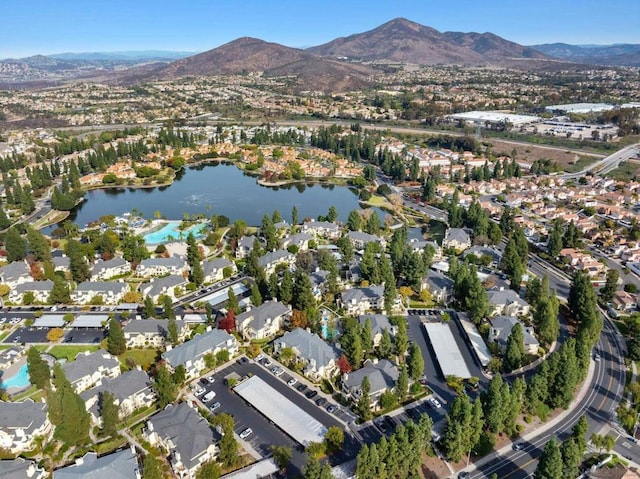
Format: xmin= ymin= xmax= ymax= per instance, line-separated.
xmin=55 ymin=163 xmax=386 ymax=228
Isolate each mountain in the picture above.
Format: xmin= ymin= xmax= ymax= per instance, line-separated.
xmin=306 ymin=18 xmax=548 ymax=64
xmin=48 ymin=50 xmax=196 ymax=61
xmin=531 ymin=43 xmax=640 ymax=66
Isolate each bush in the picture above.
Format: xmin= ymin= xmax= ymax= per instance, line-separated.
xmin=376 ymin=184 xmax=392 ymax=196
xmin=359 ymin=189 xmax=372 ymax=201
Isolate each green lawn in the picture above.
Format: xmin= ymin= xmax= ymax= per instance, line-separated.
xmin=47 ymin=345 xmax=100 ymax=361
xmin=119 ymin=349 xmax=160 ymax=370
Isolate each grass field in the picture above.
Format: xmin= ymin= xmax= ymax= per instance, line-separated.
xmin=47 ymin=345 xmax=100 ymax=361
xmin=119 ymin=349 xmax=160 ymax=370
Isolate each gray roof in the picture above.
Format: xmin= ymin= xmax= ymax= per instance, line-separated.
xmin=422 ymin=270 xmax=454 ymax=292
xmin=489 ymin=316 xmax=539 ymax=348
xmin=0 ymin=261 xmax=30 ymax=282
xmin=81 ymin=369 xmax=153 ymax=416
xmin=487 ymin=289 xmax=529 ymax=308
xmin=309 ymin=270 xmax=329 ymax=287
xmin=53 ymin=449 xmax=139 ymax=479
xmin=285 ymin=232 xmax=312 ymax=248
xmin=236 ymin=301 xmax=289 ymax=332
xmin=258 ymin=250 xmax=293 ymax=268
xmin=238 ymin=236 xmax=258 ymax=249
xmin=147 ymin=402 xmax=220 ymax=470
xmin=33 ymin=315 xmax=65 ymax=328
xmin=15 ymin=280 xmax=54 ymax=293
xmin=464 ymin=246 xmax=502 ymax=262
xmin=303 ymin=221 xmax=339 ymax=232
xmin=139 ymin=256 xmax=187 ymax=270
xmin=0 ymin=458 xmax=44 ymax=479
xmin=124 ymin=318 xmax=186 ymax=335
xmin=340 ymin=285 xmax=384 ymax=305
xmin=74 ymin=281 xmax=128 ymax=295
xmin=274 ymin=328 xmax=338 ymax=371
xmin=141 ymin=275 xmax=187 ymax=298
xmin=358 ymin=314 xmax=394 ymax=336
xmin=343 ymin=359 xmax=399 ymax=394
xmin=71 ymin=314 xmax=109 ymax=328
xmin=202 ymin=258 xmax=233 ymax=277
xmin=444 ymin=228 xmax=470 ymax=245
xmin=347 ymin=231 xmax=381 ymax=245
xmin=0 ymin=400 xmax=48 ymax=435
xmin=162 ymin=329 xmax=237 ymax=369
xmin=53 ymin=256 xmax=70 ymax=269
xmin=91 ymin=257 xmax=129 ymax=276
xmin=63 ymin=349 xmax=119 ymax=385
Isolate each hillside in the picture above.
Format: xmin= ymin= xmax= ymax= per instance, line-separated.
xmin=531 ymin=43 xmax=640 ymax=66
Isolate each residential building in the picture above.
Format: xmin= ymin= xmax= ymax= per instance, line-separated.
xmin=338 ymin=285 xmax=389 ymax=315
xmin=52 ymin=256 xmax=70 ymax=273
xmin=489 ymin=316 xmax=539 ymax=354
xmin=236 ymin=300 xmax=290 ymax=341
xmin=123 ymin=319 xmax=188 ymax=348
xmin=273 ymin=328 xmax=338 ymax=381
xmin=52 ymin=448 xmax=140 ymax=479
xmin=162 ymin=328 xmax=238 ymax=379
xmin=309 ymin=269 xmax=331 ymax=301
xmin=442 ymin=228 xmax=471 ymax=251
xmin=235 ymin=236 xmax=258 ymax=259
xmin=342 ymin=359 xmax=399 ymax=409
xmin=202 ymin=258 xmax=236 ymax=284
xmin=282 ymin=232 xmax=313 ymax=251
xmin=0 ymin=261 xmax=31 ymax=289
xmin=407 ymin=239 xmax=442 ymax=260
xmin=0 ymin=400 xmax=52 ymax=454
xmin=0 ymin=458 xmax=46 ymax=479
xmin=612 ymin=290 xmax=638 ymax=312
xmin=9 ymin=280 xmax=54 ymax=304
xmin=137 ymin=256 xmax=188 ymax=277
xmin=258 ymin=250 xmax=295 ymax=276
xmin=463 ymin=245 xmax=502 ymax=267
xmin=301 ymin=220 xmax=341 ymax=240
xmin=358 ymin=314 xmax=397 ymax=347
xmin=91 ymin=258 xmax=131 ymax=281
xmin=63 ymin=349 xmax=121 ymax=393
xmin=81 ymin=369 xmax=155 ymax=425
xmin=0 ymin=347 xmax=24 ymax=370
xmin=487 ymin=289 xmax=531 ymax=317
xmin=144 ymin=402 xmax=219 ymax=479
xmin=71 ymin=281 xmax=128 ymax=305
xmin=420 ymin=270 xmax=454 ymax=304
xmin=347 ymin=231 xmax=386 ymax=249
xmin=140 ymin=275 xmax=188 ymax=302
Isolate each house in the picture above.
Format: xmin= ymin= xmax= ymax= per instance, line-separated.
xmin=588 ymin=464 xmax=640 ymax=479
xmin=301 ymin=220 xmax=341 ymax=240
xmin=358 ymin=314 xmax=397 ymax=347
xmin=487 ymin=289 xmax=531 ymax=317
xmin=0 ymin=400 xmax=52 ymax=454
xmin=442 ymin=228 xmax=471 ymax=252
xmin=0 ymin=347 xmax=24 ymax=370
xmin=124 ymin=319 xmax=188 ymax=348
xmin=0 ymin=261 xmax=31 ymax=289
xmin=347 ymin=231 xmax=386 ymax=250
xmin=0 ymin=458 xmax=46 ymax=479
xmin=140 ymin=275 xmax=188 ymax=302
xmin=612 ymin=290 xmax=638 ymax=312
xmin=338 ymin=286 xmax=387 ymax=315
xmin=309 ymin=269 xmax=331 ymax=301
xmin=63 ymin=349 xmax=121 ymax=393
xmin=52 ymin=256 xmax=70 ymax=273
xmin=407 ymin=239 xmax=442 ymax=261
xmin=342 ymin=359 xmax=399 ymax=409
xmin=81 ymin=369 xmax=155 ymax=425
xmin=71 ymin=281 xmax=128 ymax=305
xmin=162 ymin=328 xmax=238 ymax=379
xmin=52 ymin=448 xmax=140 ymax=479
xmin=282 ymin=232 xmax=313 ymax=252
xmin=463 ymin=245 xmax=502 ymax=267
xmin=9 ymin=280 xmax=54 ymax=304
xmin=202 ymin=258 xmax=236 ymax=284
xmin=144 ymin=402 xmax=220 ymax=479
xmin=235 ymin=236 xmax=259 ymax=259
xmin=273 ymin=328 xmax=338 ymax=381
xmin=420 ymin=270 xmax=454 ymax=304
xmin=91 ymin=257 xmax=131 ymax=281
xmin=489 ymin=316 xmax=539 ymax=354
xmin=137 ymin=256 xmax=188 ymax=277
xmin=258 ymin=250 xmax=295 ymax=276
xmin=235 ymin=300 xmax=291 ymax=341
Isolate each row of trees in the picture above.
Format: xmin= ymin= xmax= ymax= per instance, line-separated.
xmin=533 ymin=417 xmax=588 ymax=479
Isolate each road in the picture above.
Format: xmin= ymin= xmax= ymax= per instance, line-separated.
xmin=560 ymin=142 xmax=639 ymax=179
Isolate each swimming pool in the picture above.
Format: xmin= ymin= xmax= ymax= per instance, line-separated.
xmin=144 ymin=221 xmax=208 ymax=245
xmin=2 ymin=364 xmax=31 ymax=389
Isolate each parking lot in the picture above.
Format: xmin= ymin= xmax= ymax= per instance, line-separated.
xmin=4 ymin=326 xmax=49 ymax=344
xmin=63 ymin=328 xmax=106 ymax=344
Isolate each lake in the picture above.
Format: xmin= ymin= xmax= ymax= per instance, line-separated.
xmin=54 ymin=163 xmax=387 ymax=228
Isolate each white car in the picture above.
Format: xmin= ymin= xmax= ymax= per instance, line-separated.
xmin=428 ymin=397 xmax=442 ymax=409
xmin=255 ymin=353 xmax=264 ymax=362
xmin=194 ymin=387 xmax=206 ymax=397
xmin=287 ymin=378 xmax=298 ymax=386
xmin=239 ymin=428 xmax=253 ymax=439
xmin=206 ymin=375 xmax=215 ymax=384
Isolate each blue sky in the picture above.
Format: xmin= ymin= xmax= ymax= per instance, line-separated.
xmin=1 ymin=0 xmax=639 ymax=59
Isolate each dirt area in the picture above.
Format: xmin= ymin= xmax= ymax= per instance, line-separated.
xmin=488 ymin=138 xmax=602 ymax=168
xmin=420 ymin=450 xmax=452 ymax=479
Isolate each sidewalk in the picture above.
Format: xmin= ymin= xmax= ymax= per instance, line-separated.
xmin=454 ymin=355 xmax=597 ymax=478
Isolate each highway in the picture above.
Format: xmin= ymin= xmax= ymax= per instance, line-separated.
xmin=560 ymin=142 xmax=639 ymax=179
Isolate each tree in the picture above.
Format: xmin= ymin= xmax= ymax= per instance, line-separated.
xmin=27 ymin=347 xmax=50 ymax=390
xmin=482 ymin=374 xmax=508 ymax=434
xmin=196 ymin=461 xmax=221 ymax=479
xmin=327 ymin=205 xmax=338 ymax=223
xmin=141 ymin=454 xmax=164 ymax=479
xmin=279 ymin=269 xmax=293 ymax=304
xmin=271 ymin=445 xmax=293 ymax=471
xmin=291 ymin=205 xmax=298 ymax=226
xmin=361 ymin=317 xmax=373 ymax=354
xmin=378 ymin=329 xmax=393 ymax=359
xmin=100 ymin=390 xmax=119 ymax=437
xmin=153 ymin=364 xmax=177 ymax=408
xmin=47 ymin=328 xmax=64 ymax=342
xmin=324 ymin=426 xmax=344 ymax=453
xmin=162 ymin=295 xmax=175 ymax=320
xmin=290 ymin=309 xmax=308 ymax=329
xmin=337 ymin=354 xmax=352 ymax=373
xmin=347 ymin=210 xmax=362 ymax=231
xmin=186 ymin=233 xmax=204 ymax=286
xmin=167 ymin=317 xmax=179 ymax=346
xmin=218 ymin=309 xmax=236 ymax=332
xmin=337 ymin=234 xmax=354 ymax=264
xmin=227 ymin=287 xmax=240 ymax=314
xmin=213 ymin=413 xmax=241 ymax=468
xmin=396 ymin=364 xmax=409 ymax=401
xmin=534 ymin=293 xmax=560 ymax=347
xmin=66 ymin=240 xmax=90 ymax=282
xmin=357 ymin=376 xmax=372 ymax=421
xmin=534 ymin=439 xmax=563 ymax=479
xmin=600 ymin=269 xmax=619 ymax=303
xmin=5 ymin=227 xmax=26 ymax=262
xmin=407 ymin=342 xmax=425 ymax=380
xmin=547 ymin=220 xmax=564 ymax=258
xmin=143 ymin=295 xmax=156 ymax=318
xmin=26 ymin=227 xmax=51 ymax=262
xmin=293 ymin=269 xmax=315 ymax=315
xmin=48 ymin=363 xmax=90 ymax=446
xmin=107 ymin=318 xmax=126 ymax=355
xmin=394 ymin=321 xmax=409 ymax=359
xmin=261 ymin=214 xmax=279 ymax=251
xmin=250 ymin=283 xmax=263 ymax=306
xmin=504 ymin=323 xmax=525 ymax=372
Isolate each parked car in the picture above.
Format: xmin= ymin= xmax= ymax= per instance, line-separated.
xmin=326 ymin=404 xmax=336 ymax=413
xmin=305 ymin=390 xmax=318 ymax=399
xmin=512 ymin=442 xmax=525 ymax=451
xmin=210 ymin=402 xmax=221 ymax=412
xmin=255 ymin=353 xmax=264 ymax=362
xmin=428 ymin=397 xmax=442 ymax=409
xmin=206 ymin=375 xmax=215 ymax=384
xmin=287 ymin=378 xmax=298 ymax=386
xmin=239 ymin=428 xmax=253 ymax=439
xmin=315 ymin=397 xmax=327 ymax=407
xmin=236 ymin=357 xmax=248 ymax=365
xmin=296 ymin=383 xmax=307 ymax=393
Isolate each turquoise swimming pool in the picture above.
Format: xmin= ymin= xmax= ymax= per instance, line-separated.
xmin=144 ymin=222 xmax=208 ymax=245
xmin=2 ymin=364 xmax=30 ymax=389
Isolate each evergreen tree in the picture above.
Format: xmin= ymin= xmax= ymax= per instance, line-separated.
xmin=107 ymin=318 xmax=126 ymax=355
xmin=261 ymin=214 xmax=279 ymax=251
xmin=227 ymin=288 xmax=240 ymax=314
xmin=291 ymin=205 xmax=298 ymax=226
xmin=167 ymin=317 xmax=178 ymax=346
xmin=279 ymin=269 xmax=293 ymax=304
xmin=534 ymin=439 xmax=563 ymax=479
xmin=5 ymin=227 xmax=26 ymax=262
xmin=153 ymin=364 xmax=178 ymax=408
xmin=26 ymin=347 xmax=50 ymax=390
xmin=378 ymin=329 xmax=393 ymax=359
xmin=547 ymin=220 xmax=564 ymax=258
xmin=347 ymin=210 xmax=362 ymax=231
xmin=482 ymin=374 xmax=507 ymax=434
xmin=292 ymin=269 xmax=315 ymax=315
xmin=48 ymin=275 xmax=71 ymax=304
xmin=561 ymin=437 xmax=582 ymax=479
xmin=504 ymin=323 xmax=525 ymax=372
xmin=600 ymin=269 xmax=619 ymax=303
xmin=66 ymin=239 xmax=90 ymax=283
xmin=396 ymin=364 xmax=409 ymax=401
xmin=337 ymin=233 xmax=354 ymax=264
xmin=26 ymin=227 xmax=51 ymax=262
xmin=357 ymin=376 xmax=372 ymax=421
xmin=361 ymin=317 xmax=373 ymax=354
xmin=141 ymin=455 xmax=164 ymax=479
xmin=100 ymin=390 xmax=120 ymax=437
xmin=0 ymin=206 xmax=10 ymax=229
xmin=48 ymin=363 xmax=90 ymax=446
xmin=407 ymin=342 xmax=425 ymax=380
xmin=162 ymin=295 xmax=175 ymax=320
xmin=535 ymin=294 xmax=560 ymax=347
xmin=250 ymin=283 xmax=263 ymax=306
xmin=327 ymin=205 xmax=338 ymax=222
xmin=143 ymin=295 xmax=156 ymax=318
xmin=186 ymin=233 xmax=204 ymax=286
xmin=394 ymin=321 xmax=409 ymax=359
